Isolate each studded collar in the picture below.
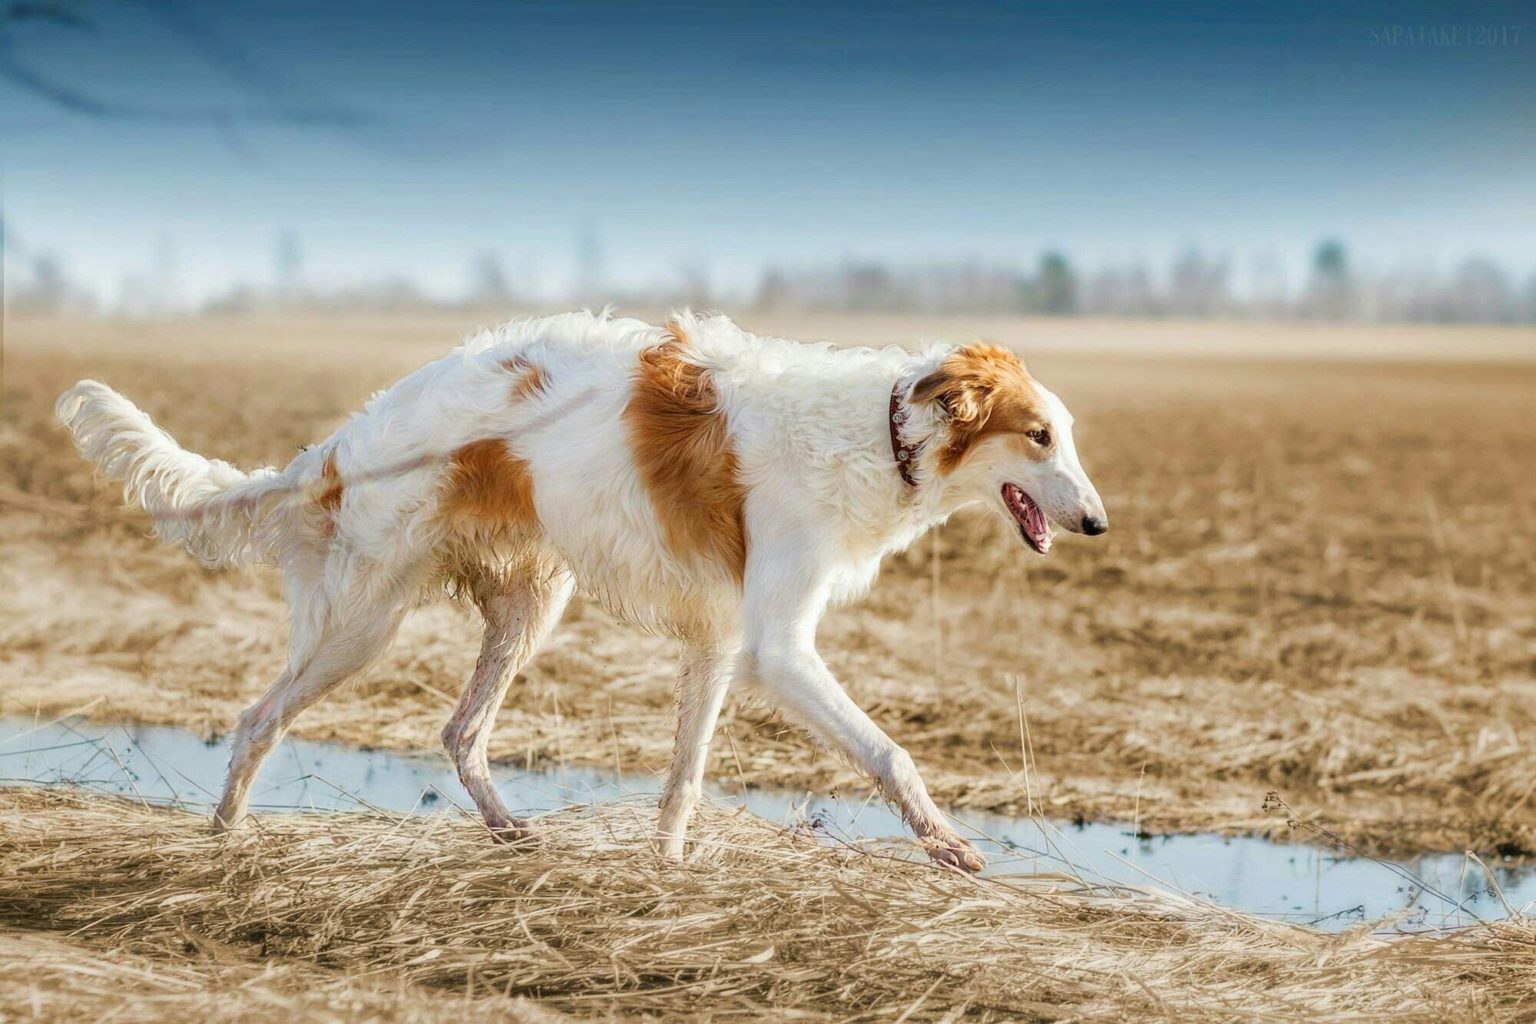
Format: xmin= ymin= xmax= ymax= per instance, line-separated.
xmin=888 ymin=379 xmax=923 ymax=488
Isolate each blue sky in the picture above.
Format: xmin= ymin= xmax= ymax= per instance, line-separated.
xmin=2 ymin=0 xmax=1532 ymax=304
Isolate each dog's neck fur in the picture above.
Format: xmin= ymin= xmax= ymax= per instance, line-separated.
xmin=897 ymin=350 xmax=965 ymax=484
xmin=862 ymin=350 xmax=980 ymax=555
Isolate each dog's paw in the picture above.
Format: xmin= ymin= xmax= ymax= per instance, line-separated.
xmin=486 ymin=816 xmax=537 ymax=847
xmin=210 ymin=809 xmax=248 ymax=834
xmin=924 ymin=834 xmax=986 ymax=873
xmin=650 ymin=833 xmax=687 ymax=862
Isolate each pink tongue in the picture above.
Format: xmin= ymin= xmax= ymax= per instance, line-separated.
xmin=1006 ymin=485 xmax=1050 ymax=549
xmin=1024 ymin=501 xmax=1047 ymax=539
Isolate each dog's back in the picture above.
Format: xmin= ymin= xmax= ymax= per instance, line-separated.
xmin=57 ymin=310 xmax=923 ymax=639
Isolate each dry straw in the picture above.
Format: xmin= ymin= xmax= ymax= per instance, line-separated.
xmin=1 ymin=787 xmax=1533 ymax=1021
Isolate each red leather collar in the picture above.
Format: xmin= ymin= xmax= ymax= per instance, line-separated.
xmin=889 ymin=381 xmax=921 ymax=488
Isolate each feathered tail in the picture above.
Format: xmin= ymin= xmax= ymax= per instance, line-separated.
xmin=55 ymin=380 xmax=294 ymax=568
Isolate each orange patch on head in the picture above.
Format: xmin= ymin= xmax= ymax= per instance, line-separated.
xmin=625 ymin=331 xmax=747 ymax=582
xmin=499 ymin=357 xmax=546 ymax=400
xmin=317 ymin=451 xmax=344 ymax=517
xmin=910 ymin=343 xmax=1047 ymax=474
xmin=441 ymin=438 xmax=538 ymax=530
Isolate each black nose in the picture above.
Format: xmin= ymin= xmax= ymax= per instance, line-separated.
xmin=1081 ymin=515 xmax=1108 ymax=536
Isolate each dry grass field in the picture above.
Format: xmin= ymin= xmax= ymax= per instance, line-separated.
xmin=3 ymin=310 xmax=1536 ymax=1019
xmin=4 ymin=787 xmax=1536 ymax=1022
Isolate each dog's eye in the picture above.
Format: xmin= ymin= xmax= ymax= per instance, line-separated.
xmin=1026 ymin=429 xmax=1051 ymax=447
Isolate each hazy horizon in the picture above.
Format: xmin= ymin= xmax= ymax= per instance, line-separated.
xmin=3 ymin=1 xmax=1533 ymax=307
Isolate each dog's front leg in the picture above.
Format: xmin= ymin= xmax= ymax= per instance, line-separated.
xmin=749 ymin=641 xmax=984 ymax=871
xmin=740 ymin=553 xmax=984 ymax=873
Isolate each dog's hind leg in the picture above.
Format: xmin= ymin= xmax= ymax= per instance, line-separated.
xmin=213 ymin=580 xmax=410 ymax=831
xmin=655 ymin=639 xmax=735 ymax=860
xmin=441 ymin=561 xmax=574 ymax=843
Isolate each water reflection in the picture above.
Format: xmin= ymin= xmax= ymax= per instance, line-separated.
xmin=1 ymin=716 xmax=1528 ymax=933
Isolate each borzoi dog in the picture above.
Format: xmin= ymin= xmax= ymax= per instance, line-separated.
xmin=56 ymin=311 xmax=1106 ymax=871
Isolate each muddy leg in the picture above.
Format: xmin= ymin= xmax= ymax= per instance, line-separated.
xmin=441 ymin=564 xmax=573 ymax=842
xmin=214 ymin=597 xmax=407 ymax=830
xmin=655 ymin=640 xmax=734 ymax=860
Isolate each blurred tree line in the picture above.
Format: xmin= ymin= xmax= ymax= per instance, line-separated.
xmin=7 ymin=234 xmax=1536 ymax=324
xmin=752 ymin=241 xmax=1536 ymax=323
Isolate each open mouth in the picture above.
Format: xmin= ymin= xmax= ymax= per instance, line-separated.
xmin=1002 ymin=483 xmax=1052 ymax=555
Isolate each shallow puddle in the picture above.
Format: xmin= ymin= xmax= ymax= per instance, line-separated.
xmin=2 ymin=715 xmax=1530 ymax=933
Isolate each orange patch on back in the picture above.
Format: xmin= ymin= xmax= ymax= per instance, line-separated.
xmin=499 ymin=356 xmax=546 ymax=400
xmin=317 ymin=451 xmax=344 ymax=517
xmin=625 ymin=328 xmax=747 ymax=582
xmin=441 ymin=438 xmax=539 ymax=530
xmin=910 ymin=343 xmax=1047 ymax=473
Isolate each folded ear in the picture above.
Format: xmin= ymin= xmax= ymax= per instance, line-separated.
xmin=910 ymin=366 xmax=982 ymax=424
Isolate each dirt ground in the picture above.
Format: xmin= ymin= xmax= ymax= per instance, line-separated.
xmin=3 ymin=310 xmax=1536 ymax=864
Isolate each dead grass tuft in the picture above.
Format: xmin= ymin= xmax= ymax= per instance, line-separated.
xmin=0 ymin=928 xmax=563 ymax=1023
xmin=1 ymin=788 xmax=1534 ymax=1021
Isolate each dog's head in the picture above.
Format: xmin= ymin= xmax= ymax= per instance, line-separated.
xmin=911 ymin=343 xmax=1106 ymax=554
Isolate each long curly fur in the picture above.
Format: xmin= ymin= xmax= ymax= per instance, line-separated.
xmin=55 ymin=380 xmax=293 ymax=568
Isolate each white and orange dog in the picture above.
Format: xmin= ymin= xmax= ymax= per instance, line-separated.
xmin=57 ymin=311 xmax=1106 ymax=870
